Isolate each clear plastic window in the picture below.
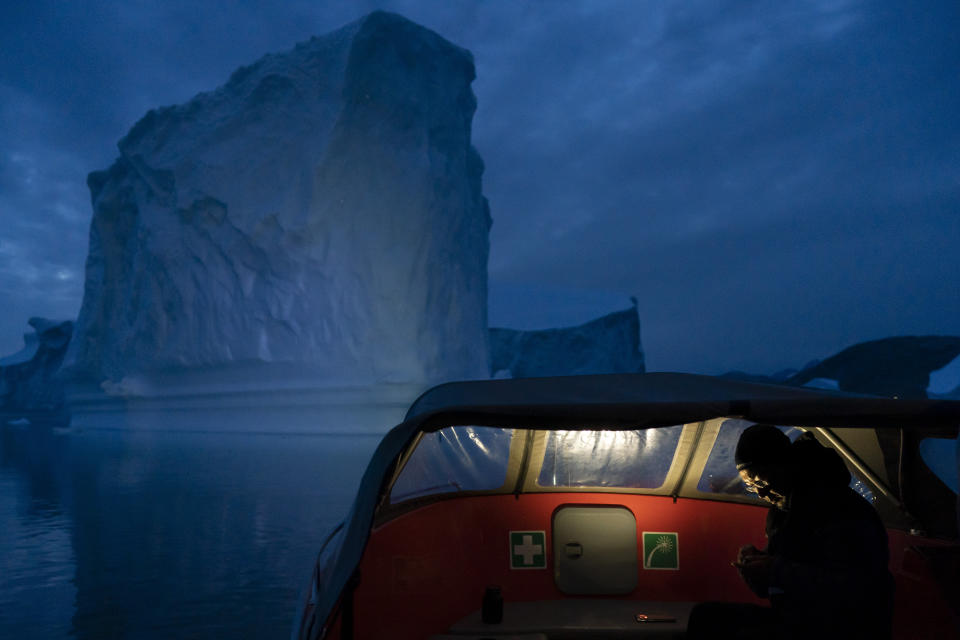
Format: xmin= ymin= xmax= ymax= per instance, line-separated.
xmin=389 ymin=427 xmax=513 ymax=503
xmin=537 ymin=427 xmax=683 ymax=489
xmin=697 ymin=420 xmax=804 ymax=497
xmin=697 ymin=421 xmax=876 ymax=502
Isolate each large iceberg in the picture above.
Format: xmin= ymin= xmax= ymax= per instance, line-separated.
xmin=58 ymin=12 xmax=490 ymax=431
xmin=62 ymin=12 xmax=490 ymax=408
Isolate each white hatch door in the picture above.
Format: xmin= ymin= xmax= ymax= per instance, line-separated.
xmin=552 ymin=505 xmax=638 ymax=595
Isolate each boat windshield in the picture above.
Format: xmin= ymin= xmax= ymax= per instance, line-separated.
xmin=536 ymin=428 xmax=682 ymax=489
xmin=697 ymin=419 xmax=876 ymax=503
xmin=390 ymin=427 xmax=514 ymax=503
xmin=388 ymin=424 xmax=687 ymax=504
xmin=697 ymin=420 xmax=803 ymax=496
xmin=387 ymin=420 xmax=889 ymax=508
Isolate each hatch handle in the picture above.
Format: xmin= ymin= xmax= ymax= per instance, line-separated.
xmin=564 ymin=542 xmax=584 ymax=559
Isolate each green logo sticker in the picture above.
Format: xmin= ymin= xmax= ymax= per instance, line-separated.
xmin=642 ymin=532 xmax=679 ymax=570
xmin=509 ymin=530 xmax=546 ymax=569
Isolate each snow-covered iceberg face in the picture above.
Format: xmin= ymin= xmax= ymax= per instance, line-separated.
xmin=63 ymin=11 xmax=491 ymax=387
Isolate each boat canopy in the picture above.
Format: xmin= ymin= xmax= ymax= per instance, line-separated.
xmin=404 ymin=372 xmax=960 ymax=429
xmin=308 ymin=373 xmax=959 ymax=640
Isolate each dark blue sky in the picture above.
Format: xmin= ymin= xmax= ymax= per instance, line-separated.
xmin=1 ymin=0 xmax=958 ymax=373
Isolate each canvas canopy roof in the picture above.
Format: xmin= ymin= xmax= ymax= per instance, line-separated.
xmin=405 ymin=372 xmax=960 ymax=429
xmin=308 ymin=373 xmax=960 ymax=640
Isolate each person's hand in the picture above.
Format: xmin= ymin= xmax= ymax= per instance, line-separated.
xmin=734 ymin=551 xmax=773 ymax=598
xmin=737 ymin=544 xmax=760 ymax=565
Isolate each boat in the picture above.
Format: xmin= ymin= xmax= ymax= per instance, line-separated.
xmin=292 ymin=373 xmax=960 ymax=639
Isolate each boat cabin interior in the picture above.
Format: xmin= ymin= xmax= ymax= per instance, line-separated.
xmin=297 ymin=374 xmax=960 ymax=640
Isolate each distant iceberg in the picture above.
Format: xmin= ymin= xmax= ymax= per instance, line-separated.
xmin=928 ymin=354 xmax=960 ymax=397
xmin=0 ymin=318 xmax=73 ymax=424
xmin=787 ymin=336 xmax=960 ymax=398
xmin=490 ymin=305 xmax=645 ymax=378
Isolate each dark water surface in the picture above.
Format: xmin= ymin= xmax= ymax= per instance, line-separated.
xmin=0 ymin=425 xmax=379 ymax=639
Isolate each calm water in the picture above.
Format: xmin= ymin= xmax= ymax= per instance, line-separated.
xmin=0 ymin=424 xmax=379 ymax=639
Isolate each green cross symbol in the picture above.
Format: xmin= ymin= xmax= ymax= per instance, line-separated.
xmin=510 ymin=530 xmax=546 ymax=569
xmin=642 ymin=532 xmax=679 ymax=570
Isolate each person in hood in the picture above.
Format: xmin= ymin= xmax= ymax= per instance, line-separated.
xmin=688 ymin=424 xmax=894 ymax=640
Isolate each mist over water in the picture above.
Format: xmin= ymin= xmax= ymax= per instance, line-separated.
xmin=0 ymin=425 xmax=378 ymax=639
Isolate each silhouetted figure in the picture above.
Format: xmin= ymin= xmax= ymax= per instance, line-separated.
xmin=687 ymin=425 xmax=894 ymax=640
